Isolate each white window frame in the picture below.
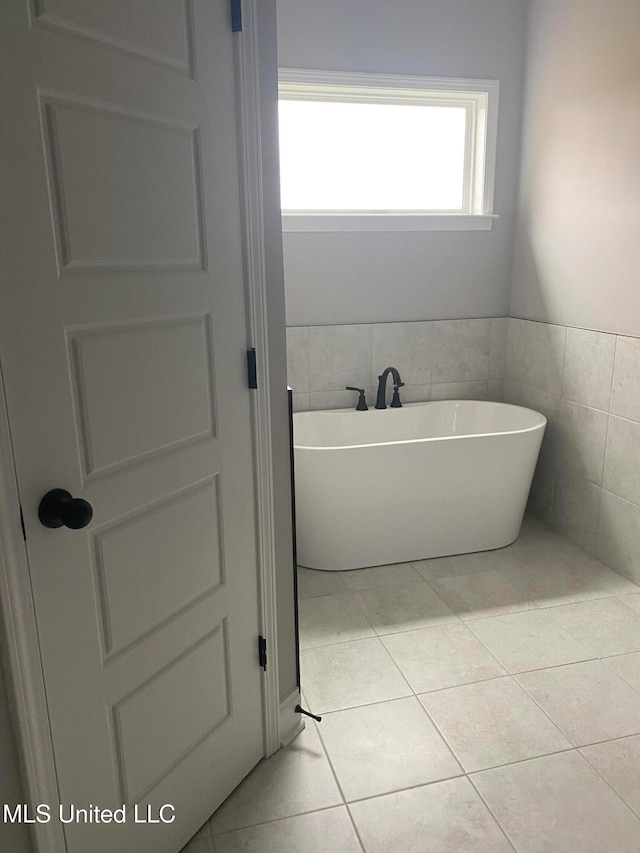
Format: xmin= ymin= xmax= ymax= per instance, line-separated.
xmin=278 ymin=69 xmax=500 ymax=232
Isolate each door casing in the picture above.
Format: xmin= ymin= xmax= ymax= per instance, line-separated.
xmin=0 ymin=3 xmax=292 ymax=851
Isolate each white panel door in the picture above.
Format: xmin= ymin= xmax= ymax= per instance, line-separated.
xmin=0 ymin=1 xmax=265 ymax=851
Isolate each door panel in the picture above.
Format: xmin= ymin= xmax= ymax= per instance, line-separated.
xmin=0 ymin=1 xmax=264 ymax=851
xmin=93 ymin=478 xmax=224 ymax=655
xmin=32 ymin=0 xmax=196 ymax=74
xmin=68 ymin=317 xmax=216 ymax=477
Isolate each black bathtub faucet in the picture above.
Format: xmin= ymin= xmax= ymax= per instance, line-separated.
xmin=345 ymin=386 xmax=368 ymax=411
xmin=375 ymin=367 xmax=404 ymax=409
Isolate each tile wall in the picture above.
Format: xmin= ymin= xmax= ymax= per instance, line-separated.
xmin=287 ymin=317 xmax=640 ymax=586
xmin=504 ymin=319 xmax=640 ymax=586
xmin=286 ymin=318 xmax=508 ymax=413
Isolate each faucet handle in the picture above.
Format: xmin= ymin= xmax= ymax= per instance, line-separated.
xmin=345 ymin=386 xmax=368 ymax=411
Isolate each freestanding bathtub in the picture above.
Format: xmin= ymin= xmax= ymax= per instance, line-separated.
xmin=293 ymin=400 xmax=546 ymax=571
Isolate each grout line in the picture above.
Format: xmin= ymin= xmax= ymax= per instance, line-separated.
xmin=600 ymin=655 xmax=640 ymax=700
xmin=344 ymin=804 xmax=367 ymax=853
xmin=558 ymin=324 xmax=568 ymax=400
xmin=511 ymin=673 xmax=582 ymax=750
xmin=577 ymin=742 xmax=640 ymax=824
xmin=312 ymin=720 xmax=348 ymax=806
xmin=300 ymin=614 xmax=466 ymax=653
xmin=344 ymin=772 xmax=467 ymax=807
xmin=308 ymin=714 xmax=366 ymax=851
xmin=375 ymin=630 xmax=420 ymax=697
xmin=535 ymin=591 xmax=619 ymax=609
xmin=411 ymin=694 xmax=465 ymax=773
xmin=608 ymin=334 xmax=618 ymax=413
xmin=575 ymin=729 xmax=640 ymax=751
xmin=210 ymin=803 xmax=356 ymax=839
xmin=465 ymin=766 xmax=522 ymax=852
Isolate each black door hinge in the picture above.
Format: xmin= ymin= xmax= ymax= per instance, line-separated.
xmin=258 ymin=635 xmax=267 ymax=671
xmin=230 ymin=0 xmax=242 ymax=32
xmin=247 ymin=347 xmax=257 ymax=389
xmin=19 ymin=506 xmax=26 ymax=542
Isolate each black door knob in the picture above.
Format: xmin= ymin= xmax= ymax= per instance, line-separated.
xmin=38 ymin=489 xmax=93 ymax=530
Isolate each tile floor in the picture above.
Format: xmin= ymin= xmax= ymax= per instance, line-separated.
xmin=184 ymin=518 xmax=640 ymax=852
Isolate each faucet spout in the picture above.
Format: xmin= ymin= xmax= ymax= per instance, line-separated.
xmin=375 ymin=367 xmax=404 ymax=409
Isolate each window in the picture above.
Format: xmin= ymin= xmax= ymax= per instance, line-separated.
xmin=278 ymin=69 xmax=499 ymax=232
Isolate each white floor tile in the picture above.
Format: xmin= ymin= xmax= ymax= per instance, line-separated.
xmin=467 ymin=609 xmax=594 ymax=673
xmin=581 ymin=735 xmax=640 ymax=817
xmin=428 ymin=570 xmax=536 ymax=620
xmin=337 ymin=562 xmax=423 ymax=591
xmin=382 ymin=623 xmax=505 ymax=693
xmin=211 ymin=807 xmax=362 ymax=853
xmin=181 ymin=834 xmax=213 ymax=853
xmin=292 ymin=529 xmax=640 ymax=852
xmin=297 ymin=567 xmax=348 ymax=599
xmin=621 ymin=592 xmax=640 ymax=614
xmin=517 ymin=660 xmax=640 ymax=746
xmin=604 ymin=651 xmax=640 ymax=693
xmin=563 ymin=554 xmax=640 ymax=595
xmin=209 ymin=725 xmax=341 ymax=834
xmin=499 ymin=562 xmax=614 ymax=607
xmin=412 ymin=549 xmax=511 ymax=581
xmin=300 ymin=637 xmax=411 ymax=713
xmin=353 ymin=581 xmax=457 ymax=635
xmin=420 ymin=676 xmax=571 ymax=772
xmin=318 ymin=697 xmax=461 ymax=801
xmin=472 ymin=751 xmax=640 ymax=852
xmin=298 ymin=592 xmax=375 ymax=649
xmin=349 ymin=777 xmax=513 ymax=853
xmin=544 ymin=597 xmax=640 ymax=657
xmin=495 ymin=533 xmax=583 ymax=570
xmin=520 ymin=514 xmax=548 ymax=534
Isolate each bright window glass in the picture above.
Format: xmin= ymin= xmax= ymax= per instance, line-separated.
xmin=278 ymin=99 xmax=467 ymax=212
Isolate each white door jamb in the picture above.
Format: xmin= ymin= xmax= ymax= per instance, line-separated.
xmin=0 ymin=363 xmax=67 ymax=853
xmin=232 ymin=0 xmax=282 ymax=758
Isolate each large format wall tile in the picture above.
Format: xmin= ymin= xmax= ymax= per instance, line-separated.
xmin=505 ymin=319 xmax=640 ymax=577
xmin=431 ymin=380 xmax=489 ymax=400
xmin=603 ymin=416 xmax=640 ymax=505
xmin=552 ymin=477 xmax=602 ymax=553
xmin=371 ymin=321 xmax=431 ymax=387
xmin=489 ymin=318 xmax=508 ymax=380
xmin=557 ymin=399 xmax=608 ymax=485
xmin=308 ymin=324 xmax=371 ymax=392
xmin=288 ymin=319 xmax=505 ymax=412
xmin=562 ymin=327 xmax=615 ymax=410
xmin=506 ymin=319 xmax=566 ymax=395
xmin=431 ymin=319 xmax=491 ymax=383
xmin=598 ymin=491 xmax=640 ymax=585
xmin=611 ymin=336 xmax=640 ymax=422
xmin=286 ymin=326 xmax=309 ymax=393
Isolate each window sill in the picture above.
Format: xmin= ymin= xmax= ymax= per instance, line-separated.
xmin=281 ymin=213 xmax=498 ymax=233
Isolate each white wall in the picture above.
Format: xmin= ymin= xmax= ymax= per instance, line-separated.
xmin=276 ymin=0 xmax=528 ymax=326
xmin=511 ymin=0 xmax=640 ymax=336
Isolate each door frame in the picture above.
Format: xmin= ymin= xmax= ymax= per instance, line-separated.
xmin=0 ymin=2 xmax=284 ymax=851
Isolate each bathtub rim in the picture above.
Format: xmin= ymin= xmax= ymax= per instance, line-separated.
xmin=293 ymin=400 xmax=547 ymax=451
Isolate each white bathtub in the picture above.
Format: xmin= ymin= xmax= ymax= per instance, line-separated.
xmin=293 ymin=400 xmax=546 ymax=571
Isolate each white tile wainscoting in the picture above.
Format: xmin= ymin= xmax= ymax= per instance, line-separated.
xmin=286 ymin=318 xmax=508 ymax=414
xmin=287 ymin=317 xmax=640 ymax=587
xmin=504 ymin=320 xmax=640 ymax=587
